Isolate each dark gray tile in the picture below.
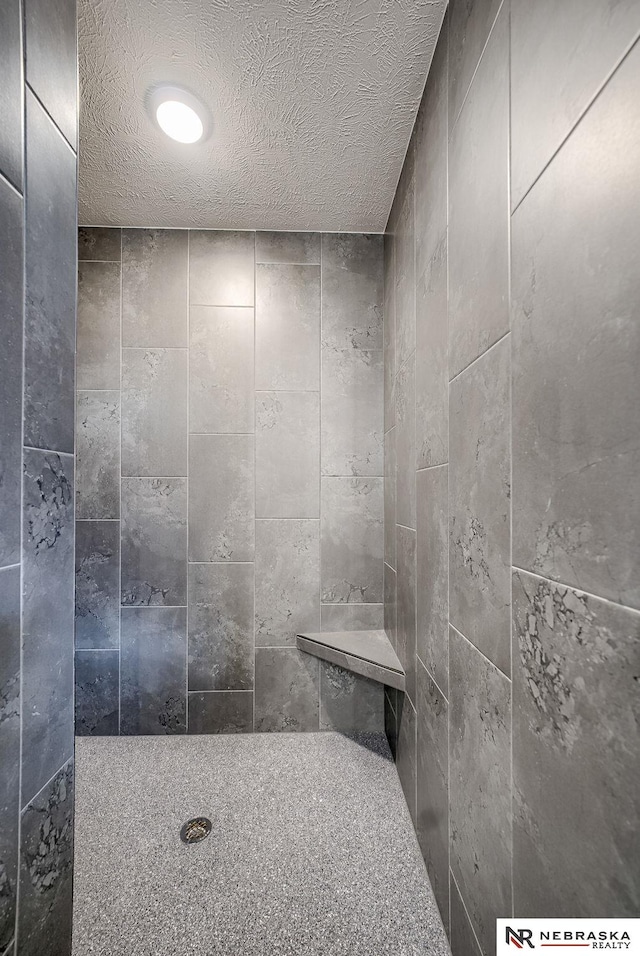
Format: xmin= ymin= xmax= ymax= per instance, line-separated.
xmin=0 ymin=179 xmax=23 ymax=567
xmin=450 ymin=336 xmax=510 ymax=675
xmin=24 ymin=0 xmax=76 ymax=147
xmin=0 ymin=568 xmax=20 ymax=952
xmin=396 ymin=352 xmax=416 ymax=530
xmin=394 ymin=164 xmax=415 ymax=371
xmin=187 ymin=692 xmax=253 ymax=735
xmin=120 ymin=607 xmax=187 ymax=735
xmin=416 ymin=234 xmax=448 ymax=469
xmin=321 ymin=604 xmax=383 ymax=633
xmin=189 ymin=435 xmax=254 ymax=562
xmin=255 ymin=263 xmax=320 ymax=390
xmin=396 ymin=526 xmax=417 ymax=706
xmin=512 ymin=43 xmax=640 ymax=610
xmin=511 ymin=0 xmax=640 ymax=208
xmin=383 ymin=229 xmax=396 ymax=432
xmin=121 ymin=349 xmax=187 ymax=478
xmin=384 ymin=563 xmax=397 ymax=651
xmin=121 ymin=478 xmax=187 ymax=607
xmin=449 ymin=875 xmax=483 ymax=956
xmin=448 ymin=0 xmax=503 ymax=128
xmin=417 ymin=660 xmax=449 ymax=934
xmin=189 ymin=306 xmax=254 ymax=434
xmin=449 ymin=626 xmax=511 ymax=956
xmin=75 ymin=520 xmax=119 ymax=649
xmin=319 ymin=663 xmax=383 ymax=733
xmin=384 ymin=425 xmax=396 ymax=569
xmin=122 ymin=229 xmax=187 ymax=347
xmin=321 ymin=477 xmax=383 ymax=605
xmin=188 ymin=563 xmax=254 ymax=692
xmin=18 ymin=761 xmax=73 ymax=956
xmin=24 ymin=91 xmax=76 ymax=453
xmin=255 ymin=520 xmax=320 ymax=647
xmin=189 ymin=230 xmax=254 ymax=307
xmin=78 ymin=227 xmax=121 ymax=262
xmin=76 ymin=391 xmax=120 ymax=519
xmin=321 ymin=348 xmax=383 ymax=477
xmin=321 ymin=234 xmax=383 ymax=350
xmin=21 ymin=450 xmax=74 ymax=806
xmin=448 ymin=5 xmax=509 ymax=377
xmin=417 ymin=466 xmax=449 ymax=697
xmin=513 ymin=570 xmax=640 ymax=918
xmin=76 ymin=261 xmax=121 ymax=389
xmin=256 ymin=232 xmax=320 ymax=264
xmin=254 ymin=647 xmax=319 ymax=733
xmin=0 ymin=0 xmax=22 ymax=190
xmin=396 ymin=694 xmax=417 ymax=826
xmin=255 ymin=392 xmax=319 ymax=518
xmin=74 ymin=650 xmax=119 ymax=736
xmin=384 ymin=689 xmax=398 ymax=759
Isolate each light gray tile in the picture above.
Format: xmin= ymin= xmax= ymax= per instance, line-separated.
xmin=396 ymin=352 xmax=416 ymax=531
xmin=75 ymin=521 xmax=119 ymax=649
xmin=416 ymin=235 xmax=448 ymax=469
xmin=255 ymin=263 xmax=320 ymax=389
xmin=189 ymin=230 xmax=255 ymax=306
xmin=321 ymin=477 xmax=383 ymax=605
xmin=254 ymin=648 xmax=319 ymax=733
xmin=75 ymin=650 xmax=119 ymax=736
xmin=448 ymin=6 xmax=509 ymax=377
xmin=320 ymin=604 xmax=383 ymax=633
xmin=256 ymin=231 xmax=320 ymax=264
xmin=121 ymin=348 xmax=187 ymax=478
xmin=321 ymin=233 xmax=383 ymax=350
xmin=448 ymin=0 xmax=503 ymax=128
xmin=78 ymin=227 xmax=121 ymax=262
xmin=384 ymin=563 xmax=397 ymax=651
xmin=417 ymin=466 xmax=449 ymax=697
xmin=255 ymin=519 xmax=319 ymax=647
xmin=395 ymin=164 xmax=415 ymax=371
xmin=449 ymin=876 xmax=483 ymax=956
xmin=76 ymin=261 xmax=121 ymax=390
xmin=187 ymin=692 xmax=253 ymax=735
xmin=189 ymin=305 xmax=254 ymax=434
xmin=189 ymin=435 xmax=254 ymax=562
xmin=121 ymin=478 xmax=187 ymax=607
xmin=396 ymin=694 xmax=417 ymax=826
xmin=450 ymin=336 xmax=510 ymax=676
xmin=396 ymin=525 xmax=417 ymax=706
xmin=319 ymin=663 xmax=384 ymax=733
xmin=122 ymin=229 xmax=187 ymax=347
xmin=0 ymin=0 xmax=22 ymax=190
xmin=0 ymin=567 xmax=20 ymax=951
xmin=76 ymin=391 xmax=120 ymax=519
xmin=24 ymin=0 xmax=76 ymax=147
xmin=321 ymin=347 xmax=383 ymax=477
xmin=384 ymin=425 xmax=396 ymax=570
xmin=255 ymin=391 xmax=319 ymax=518
xmin=383 ymin=229 xmax=396 ymax=432
xmin=512 ymin=43 xmax=640 ymax=609
xmin=297 ymin=636 xmax=405 ymax=692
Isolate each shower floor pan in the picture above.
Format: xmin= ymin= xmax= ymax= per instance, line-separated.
xmin=73 ymin=732 xmax=450 ymax=956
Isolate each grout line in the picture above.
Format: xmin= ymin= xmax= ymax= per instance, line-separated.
xmin=0 ymin=165 xmax=23 ymax=199
xmin=120 ymin=605 xmax=188 ymax=610
xmin=416 ymin=461 xmax=448 ymax=474
xmin=185 ymin=230 xmax=191 ymax=735
xmin=19 ymin=753 xmax=73 ymax=816
xmin=511 ymin=565 xmax=640 ymax=614
xmin=75 ymin=647 xmax=119 ymax=653
xmin=449 ymin=622 xmax=512 ymax=682
xmin=0 ymin=563 xmax=21 ymax=573
xmin=445 ymin=13 xmax=452 ymax=933
xmin=448 ymin=0 xmax=507 ymax=138
xmin=507 ymin=0 xmax=515 ymax=919
xmin=416 ymin=653 xmax=448 ymax=704
xmin=448 ymin=329 xmax=511 ymax=386
xmin=23 ymin=444 xmax=73 ymax=457
xmin=77 ymin=258 xmax=120 ymax=264
xmin=187 ymin=689 xmax=253 ymax=695
xmin=118 ymin=226 xmax=123 ymax=736
xmin=318 ymin=233 xmax=324 ymax=731
xmin=252 ymin=230 xmax=257 ymax=733
xmin=121 ymin=345 xmax=188 ymax=352
xmin=450 ymin=869 xmax=484 ymax=956
xmin=25 ymin=82 xmax=76 ymax=156
xmin=76 ymin=517 xmax=119 ymax=522
xmin=396 ymin=522 xmax=417 ymax=534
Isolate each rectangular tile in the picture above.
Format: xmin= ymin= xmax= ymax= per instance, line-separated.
xmin=383 ymin=229 xmax=396 ymax=432
xmin=255 ymin=263 xmax=320 ymax=389
xmin=0 ymin=567 xmax=20 ymax=952
xmin=254 ymin=647 xmax=319 ymax=733
xmin=75 ymin=520 xmax=119 ymax=649
xmin=121 ymin=478 xmax=187 ymax=607
xmin=78 ymin=227 xmax=121 ymax=262
xmin=122 ymin=228 xmax=187 ymax=347
xmin=255 ymin=391 xmax=319 ymax=517
xmin=321 ymin=348 xmax=383 ymax=477
xmin=396 ymin=694 xmax=417 ymax=826
xmin=189 ymin=305 xmax=254 ymax=434
xmin=255 ymin=519 xmax=320 ymax=647
xmin=24 ymin=0 xmax=77 ymax=147
xmin=384 ymin=563 xmax=397 ymax=651
xmin=121 ymin=348 xmax=187 ymax=477
xmin=321 ymin=477 xmax=383 ymax=605
xmin=76 ymin=261 xmax=121 ymax=389
xmin=256 ymin=231 xmax=320 ymax=264
xmin=320 ymin=604 xmax=383 ymax=632
xmin=189 ymin=435 xmax=254 ymax=562
xmin=120 ymin=607 xmax=187 ymax=735
xmin=396 ymin=525 xmax=417 ymax=706
xmin=417 ymin=465 xmax=449 ymax=697
xmin=394 ymin=163 xmax=415 ymax=371
xmin=396 ymin=352 xmax=416 ymax=530
xmin=384 ymin=689 xmax=398 ymax=759
xmin=0 ymin=0 xmax=23 ymax=189
xmin=321 ymin=233 xmax=383 ymax=350
xmin=319 ymin=663 xmax=383 ymax=733
xmin=384 ymin=425 xmax=396 ymax=569
xmin=448 ymin=0 xmax=502 ymax=128
xmin=74 ymin=650 xmax=119 ymax=736
xmin=189 ymin=230 xmax=255 ymax=306
xmin=187 ymin=692 xmax=253 ymax=735
xmin=416 ymin=234 xmax=448 ymax=469
xmin=76 ymin=391 xmax=120 ymax=519
xmin=188 ymin=563 xmax=254 ymax=691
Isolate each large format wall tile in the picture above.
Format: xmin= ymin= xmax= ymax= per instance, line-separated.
xmin=24 ymin=92 xmax=76 ymax=453
xmin=76 ymin=261 xmax=120 ymax=389
xmin=254 ymin=648 xmax=319 ymax=733
xmin=321 ymin=348 xmax=383 ymax=477
xmin=394 ymin=162 xmax=415 ymax=371
xmin=321 ymin=233 xmax=383 ymax=350
xmin=319 ymin=663 xmax=383 ymax=733
xmin=189 ymin=306 xmax=254 ymax=434
xmin=122 ymin=229 xmax=187 ymax=347
xmin=321 ymin=477 xmax=383 ymax=604
xmin=189 ymin=230 xmax=254 ymax=306
xmin=449 ymin=336 xmax=510 ymax=676
xmin=24 ymin=0 xmax=76 ymax=147
xmin=256 ymin=231 xmax=320 ymax=264
xmin=0 ymin=568 xmax=20 ymax=952
xmin=417 ymin=465 xmax=449 ymax=696
xmin=255 ymin=520 xmax=319 ymax=646
xmin=448 ymin=6 xmax=509 ymax=377
xmin=384 ymin=425 xmax=396 ymax=570
xmin=449 ymin=876 xmax=483 ymax=956
xmin=416 ymin=235 xmax=448 ymax=469
xmin=384 ymin=564 xmax=397 ymax=650
xmin=0 ymin=0 xmax=23 ymax=189
xmin=121 ymin=348 xmax=187 ymax=477
xmin=396 ymin=695 xmax=417 ymax=826
xmin=76 ymin=391 xmax=120 ymax=519
xmin=396 ymin=525 xmax=417 ymax=705
xmin=512 ymin=570 xmax=640 ymax=917
xmin=121 ymin=478 xmax=187 ymax=607
xmin=396 ymin=352 xmax=416 ymax=530
xmin=255 ymin=263 xmax=320 ymax=389
xmin=383 ymin=229 xmax=396 ymax=432
xmin=321 ymin=604 xmax=383 ymax=632
xmin=74 ymin=650 xmax=119 ymax=736
xmin=512 ymin=43 xmax=640 ymax=610
xmin=255 ymin=392 xmax=319 ymax=517
xmin=448 ymin=0 xmax=503 ymax=128
xmin=21 ymin=451 xmax=74 ymax=807
xmin=78 ymin=227 xmax=121 ymax=262
xmin=188 ymin=563 xmax=254 ymax=692
xmin=120 ymin=607 xmax=187 ymax=735
xmin=187 ymin=692 xmax=253 ymax=735
xmin=449 ymin=626 xmax=511 ymax=956
xmin=189 ymin=435 xmax=254 ymax=562
xmin=75 ymin=521 xmax=119 ymax=649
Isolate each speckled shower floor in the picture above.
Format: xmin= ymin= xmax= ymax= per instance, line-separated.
xmin=72 ymin=732 xmax=450 ymax=956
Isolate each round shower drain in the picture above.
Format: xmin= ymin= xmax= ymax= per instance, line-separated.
xmin=180 ymin=817 xmax=212 ymax=845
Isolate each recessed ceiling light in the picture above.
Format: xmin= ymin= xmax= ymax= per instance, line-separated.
xmin=147 ymin=85 xmax=211 ymax=145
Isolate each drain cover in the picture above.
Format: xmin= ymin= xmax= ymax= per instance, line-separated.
xmin=180 ymin=817 xmax=212 ymax=845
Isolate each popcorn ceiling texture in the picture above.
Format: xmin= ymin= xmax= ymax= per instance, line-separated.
xmin=78 ymin=0 xmax=446 ymax=231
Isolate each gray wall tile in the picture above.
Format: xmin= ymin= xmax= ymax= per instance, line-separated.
xmin=321 ymin=604 xmax=383 ymax=632
xmin=321 ymin=477 xmax=383 ymax=604
xmin=74 ymin=650 xmax=119 ymax=736
xmin=254 ymin=648 xmax=319 ymax=733
xmin=319 ymin=663 xmax=383 ymax=733
xmin=321 ymin=348 xmax=383 ymax=477
xmin=75 ymin=520 xmax=119 ymax=649
xmin=448 ymin=0 xmax=503 ymax=128
xmin=396 ymin=525 xmax=417 ymax=705
xmin=189 ymin=306 xmax=254 ymax=434
xmin=24 ymin=0 xmax=76 ymax=147
xmin=78 ymin=227 xmax=121 ymax=262
xmin=121 ymin=478 xmax=187 ymax=607
xmin=255 ymin=519 xmax=319 ymax=647
xmin=417 ymin=465 xmax=449 ymax=697
xmin=122 ymin=229 xmax=187 ymax=347
xmin=189 ymin=435 xmax=254 ymax=562
xmin=0 ymin=568 xmax=20 ymax=952
xmin=76 ymin=261 xmax=120 ymax=389
xmin=76 ymin=391 xmax=120 ymax=519
xmin=189 ymin=230 xmax=255 ymax=306
xmin=255 ymin=263 xmax=320 ymax=389
xmin=187 ymin=692 xmax=253 ymax=734
xmin=256 ymin=231 xmax=320 ymax=264
xmin=188 ymin=563 xmax=254 ymax=692
xmin=383 ymin=230 xmax=396 ymax=432
xmin=384 ymin=564 xmax=397 ymax=651
xmin=321 ymin=233 xmax=383 ymax=350
xmin=394 ymin=165 xmax=415 ymax=371
xmin=384 ymin=689 xmax=398 ymax=759
xmin=121 ymin=348 xmax=187 ymax=478
xmin=256 ymin=391 xmax=319 ymax=517
xmin=384 ymin=425 xmax=396 ymax=569
xmin=416 ymin=235 xmax=448 ymax=469
xmin=0 ymin=0 xmax=23 ymax=190
xmin=396 ymin=352 xmax=416 ymax=530
xmin=396 ymin=695 xmax=417 ymax=826
xmin=449 ymin=875 xmax=483 ymax=956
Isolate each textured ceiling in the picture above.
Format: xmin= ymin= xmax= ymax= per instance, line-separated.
xmin=78 ymin=0 xmax=446 ymax=232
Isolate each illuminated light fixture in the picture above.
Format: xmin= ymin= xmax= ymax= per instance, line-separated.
xmin=147 ymin=85 xmax=211 ymax=144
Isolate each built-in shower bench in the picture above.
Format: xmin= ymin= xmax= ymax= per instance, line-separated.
xmin=296 ymin=629 xmax=405 ymax=691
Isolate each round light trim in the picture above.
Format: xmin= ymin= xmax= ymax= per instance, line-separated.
xmin=147 ymin=85 xmax=211 ymax=145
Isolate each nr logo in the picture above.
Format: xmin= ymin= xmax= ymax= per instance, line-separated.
xmin=506 ymin=926 xmax=535 ymax=949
